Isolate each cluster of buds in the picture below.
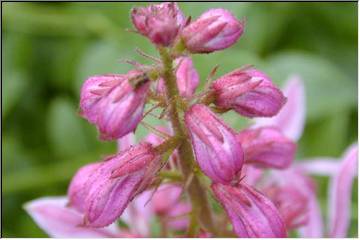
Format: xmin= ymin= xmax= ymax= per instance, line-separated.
xmin=25 ymin=2 xmax=358 ymax=238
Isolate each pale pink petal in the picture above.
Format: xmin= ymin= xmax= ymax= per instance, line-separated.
xmin=242 ymin=164 xmax=264 ymax=186
xmin=298 ymin=194 xmax=324 ymax=238
xmin=254 ymin=75 xmax=306 ymax=141
xmin=121 ymin=190 xmax=154 ymax=236
xmin=328 ymin=143 xmax=358 ymax=237
xmin=24 ymin=197 xmax=121 ymax=238
xmin=117 ymin=132 xmax=136 ymax=152
xmin=297 ymin=158 xmax=339 ymax=176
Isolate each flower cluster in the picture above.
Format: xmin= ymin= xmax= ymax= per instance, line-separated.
xmin=25 ymin=2 xmax=358 ymax=238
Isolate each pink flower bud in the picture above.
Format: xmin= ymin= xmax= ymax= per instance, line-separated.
xmin=156 ymin=57 xmax=200 ymax=98
xmin=67 ymin=163 xmax=101 ymax=212
xmin=181 ymin=9 xmax=244 ymax=53
xmin=262 ymin=169 xmax=321 ymax=237
xmin=263 ymin=185 xmax=309 ymax=229
xmin=79 ymin=71 xmax=150 ymax=140
xmin=82 ymin=143 xmax=161 ymax=227
xmin=211 ymin=182 xmax=287 ymax=237
xmin=237 ymin=127 xmax=296 ymax=169
xmin=185 ymin=104 xmax=244 ymax=184
xmin=131 ymin=2 xmax=185 ymax=46
xmin=212 ymin=68 xmax=286 ymax=118
xmin=152 ymin=184 xmax=183 ymax=215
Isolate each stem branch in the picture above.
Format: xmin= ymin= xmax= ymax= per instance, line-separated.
xmin=158 ymin=47 xmax=217 ymax=236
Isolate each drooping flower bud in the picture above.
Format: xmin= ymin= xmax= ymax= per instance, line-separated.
xmin=263 ymin=185 xmax=309 ymax=229
xmin=157 ymin=57 xmax=200 ymax=98
xmin=82 ymin=143 xmax=161 ymax=227
xmin=260 ymin=168 xmax=321 ymax=237
xmin=211 ymin=182 xmax=287 ymax=237
xmin=79 ymin=71 xmax=150 ymax=140
xmin=67 ymin=163 xmax=101 ymax=212
xmin=131 ymin=2 xmax=185 ymax=46
xmin=181 ymin=9 xmax=244 ymax=53
xmin=212 ymin=68 xmax=286 ymax=118
xmin=237 ymin=127 xmax=296 ymax=169
xmin=185 ymin=104 xmax=243 ymax=184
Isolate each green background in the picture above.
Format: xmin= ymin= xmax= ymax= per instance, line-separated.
xmin=2 ymin=2 xmax=358 ymax=237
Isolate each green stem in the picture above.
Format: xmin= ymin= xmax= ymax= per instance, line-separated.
xmin=158 ymin=47 xmax=218 ymax=236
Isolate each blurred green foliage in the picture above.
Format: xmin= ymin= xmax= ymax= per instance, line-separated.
xmin=2 ymin=2 xmax=357 ymax=237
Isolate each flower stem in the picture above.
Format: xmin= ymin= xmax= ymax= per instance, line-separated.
xmin=158 ymin=47 xmax=218 ymax=236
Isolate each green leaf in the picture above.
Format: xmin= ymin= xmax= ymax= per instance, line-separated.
xmin=239 ymin=3 xmax=295 ymax=54
xmin=263 ymin=51 xmax=357 ymax=121
xmin=299 ymin=110 xmax=350 ymax=157
xmin=2 ymin=70 xmax=27 ymax=117
xmin=46 ymin=97 xmax=90 ymax=158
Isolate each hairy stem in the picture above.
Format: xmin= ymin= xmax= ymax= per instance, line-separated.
xmin=158 ymin=47 xmax=217 ymax=236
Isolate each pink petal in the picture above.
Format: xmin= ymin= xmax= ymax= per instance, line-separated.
xmin=297 ymin=158 xmax=339 ymax=176
xmin=24 ymin=197 xmax=121 ymax=238
xmin=211 ymin=183 xmax=287 ymax=237
xmin=117 ymin=132 xmax=136 ymax=152
xmin=68 ymin=163 xmax=101 ymax=212
xmin=266 ymin=168 xmax=323 ymax=237
xmin=121 ymin=190 xmax=154 ymax=236
xmin=328 ymin=143 xmax=358 ymax=237
xmin=254 ymin=75 xmax=306 ymax=141
xmin=298 ymin=194 xmax=324 ymax=237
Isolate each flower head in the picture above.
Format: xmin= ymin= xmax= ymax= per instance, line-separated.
xmin=73 ymin=143 xmax=160 ymax=227
xmin=181 ymin=9 xmax=244 ymax=53
xmin=185 ymin=104 xmax=243 ymax=184
xmin=131 ymin=2 xmax=185 ymax=46
xmin=80 ymin=71 xmax=150 ymax=140
xmin=211 ymin=182 xmax=287 ymax=237
xmin=212 ymin=68 xmax=286 ymax=118
xmin=237 ymin=126 xmax=296 ymax=169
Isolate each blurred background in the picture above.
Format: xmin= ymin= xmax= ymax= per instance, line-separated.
xmin=2 ymin=2 xmax=358 ymax=237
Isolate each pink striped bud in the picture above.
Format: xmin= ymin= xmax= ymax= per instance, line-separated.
xmin=237 ymin=127 xmax=296 ymax=169
xmin=131 ymin=2 xmax=185 ymax=46
xmin=212 ymin=68 xmax=286 ymax=118
xmin=181 ymin=9 xmax=244 ymax=53
xmin=82 ymin=143 xmax=161 ymax=227
xmin=67 ymin=163 xmax=101 ymax=212
xmin=79 ymin=71 xmax=150 ymax=140
xmin=211 ymin=182 xmax=287 ymax=237
xmin=157 ymin=57 xmax=200 ymax=98
xmin=185 ymin=104 xmax=243 ymax=184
